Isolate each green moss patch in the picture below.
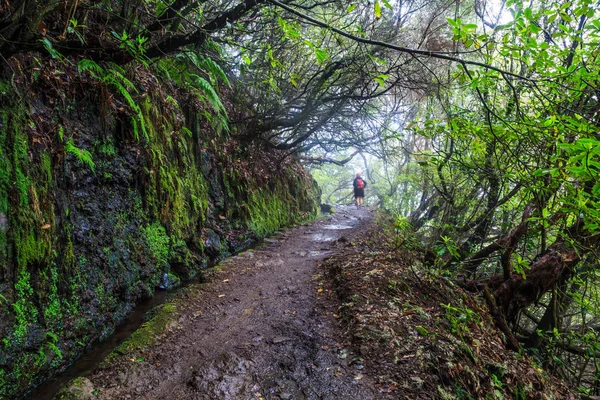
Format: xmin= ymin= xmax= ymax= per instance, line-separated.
xmin=103 ymin=302 xmax=177 ymax=365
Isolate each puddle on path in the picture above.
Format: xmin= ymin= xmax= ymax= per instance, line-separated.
xmin=322 ymin=224 xmax=353 ymax=230
xmin=311 ymin=233 xmax=335 ymax=242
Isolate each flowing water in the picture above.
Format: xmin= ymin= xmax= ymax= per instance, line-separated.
xmin=27 ymin=288 xmax=176 ymax=400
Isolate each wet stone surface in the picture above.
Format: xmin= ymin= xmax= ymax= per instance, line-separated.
xmin=80 ymin=206 xmax=380 ymax=400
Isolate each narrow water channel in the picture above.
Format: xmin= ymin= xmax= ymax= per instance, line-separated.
xmin=26 ymin=285 xmax=180 ymax=400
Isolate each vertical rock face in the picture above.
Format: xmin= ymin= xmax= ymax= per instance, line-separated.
xmin=0 ymin=63 xmax=319 ymax=398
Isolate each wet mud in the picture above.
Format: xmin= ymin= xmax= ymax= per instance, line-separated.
xmin=65 ymin=206 xmax=379 ymax=400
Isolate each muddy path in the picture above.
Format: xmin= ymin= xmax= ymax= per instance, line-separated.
xmin=76 ymin=206 xmax=381 ymax=400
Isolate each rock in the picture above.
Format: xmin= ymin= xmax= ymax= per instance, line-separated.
xmin=187 ymin=352 xmax=254 ymax=399
xmin=272 ymin=336 xmax=291 ymax=344
xmin=54 ymin=377 xmax=95 ymax=400
xmin=320 ymin=204 xmax=334 ymax=213
xmin=277 ymin=379 xmax=304 ymax=400
xmin=204 ymin=229 xmax=222 ymax=257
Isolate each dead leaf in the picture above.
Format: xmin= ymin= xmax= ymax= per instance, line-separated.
xmin=41 ymin=224 xmax=51 ymax=229
xmin=38 ymin=21 xmax=47 ymax=35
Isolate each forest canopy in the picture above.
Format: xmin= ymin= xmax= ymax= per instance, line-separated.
xmin=3 ymin=0 xmax=600 ymax=394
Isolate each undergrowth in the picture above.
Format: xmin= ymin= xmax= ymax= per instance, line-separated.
xmin=321 ymin=214 xmax=575 ymax=399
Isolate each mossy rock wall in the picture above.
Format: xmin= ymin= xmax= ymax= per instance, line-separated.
xmin=0 ymin=63 xmax=319 ymax=398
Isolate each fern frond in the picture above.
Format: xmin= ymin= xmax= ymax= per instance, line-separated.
xmin=186 ymin=53 xmax=202 ymax=70
xmin=104 ymin=76 xmax=136 ymax=108
xmin=181 ymin=127 xmax=193 ymax=137
xmin=165 ymin=95 xmax=180 ymax=110
xmin=105 ymin=67 xmax=138 ymax=93
xmin=191 ymin=75 xmax=227 ymax=115
xmin=77 ymin=59 xmax=104 ymax=78
xmin=201 ymin=57 xmax=230 ymax=88
xmin=204 ymin=40 xmax=224 ymax=56
xmin=65 ymin=139 xmax=95 ymax=172
xmin=106 ymin=62 xmax=127 ymax=76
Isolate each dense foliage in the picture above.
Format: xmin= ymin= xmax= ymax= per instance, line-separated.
xmin=312 ymin=0 xmax=600 ymax=393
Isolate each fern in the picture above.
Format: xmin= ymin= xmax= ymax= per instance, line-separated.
xmin=65 ymin=139 xmax=95 ymax=172
xmin=201 ymin=57 xmax=230 ymax=88
xmin=102 ymin=66 xmax=148 ymax=140
xmin=178 ymin=53 xmax=230 ymax=88
xmin=131 ymin=117 xmax=140 ymax=140
xmin=204 ymin=39 xmax=224 ymax=56
xmin=190 ymin=74 xmax=226 ymax=115
xmin=164 ymin=95 xmax=180 ymax=110
xmin=105 ymin=63 xmax=138 ymax=93
xmin=181 ymin=127 xmax=192 ymax=137
xmin=158 ymin=53 xmax=230 ymax=132
xmin=78 ymin=59 xmax=148 ymax=141
xmin=77 ymin=59 xmax=104 ymax=78
xmin=106 ymin=62 xmax=127 ymax=77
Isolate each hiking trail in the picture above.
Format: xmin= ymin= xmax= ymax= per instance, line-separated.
xmin=62 ymin=205 xmax=385 ymax=400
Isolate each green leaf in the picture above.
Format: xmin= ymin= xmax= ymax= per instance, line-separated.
xmin=77 ymin=59 xmax=103 ymax=77
xmin=315 ymin=48 xmax=329 ymax=63
xmin=374 ymin=0 xmax=381 ymax=19
xmin=374 ymin=73 xmax=388 ymax=86
xmin=381 ymin=0 xmax=393 ymax=10
xmin=560 ymin=12 xmax=573 ymax=23
xmin=346 ymin=3 xmax=357 ymax=13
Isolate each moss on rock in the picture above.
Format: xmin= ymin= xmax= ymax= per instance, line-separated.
xmin=54 ymin=377 xmax=95 ymax=400
xmin=0 ymin=59 xmax=319 ymax=398
xmin=103 ymin=302 xmax=177 ymax=365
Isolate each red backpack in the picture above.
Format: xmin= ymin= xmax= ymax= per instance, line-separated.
xmin=355 ymin=177 xmax=365 ymax=189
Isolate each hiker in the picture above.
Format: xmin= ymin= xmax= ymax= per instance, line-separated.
xmin=353 ymin=172 xmax=367 ymax=207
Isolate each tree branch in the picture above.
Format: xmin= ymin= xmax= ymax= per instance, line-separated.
xmin=267 ymin=0 xmax=531 ymax=81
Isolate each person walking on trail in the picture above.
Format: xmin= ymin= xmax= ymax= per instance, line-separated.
xmin=353 ymin=172 xmax=367 ymax=208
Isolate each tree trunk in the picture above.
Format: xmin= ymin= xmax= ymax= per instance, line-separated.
xmin=493 ymin=242 xmax=579 ymax=323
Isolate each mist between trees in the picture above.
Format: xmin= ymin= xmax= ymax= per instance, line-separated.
xmin=3 ymin=0 xmax=600 ymax=395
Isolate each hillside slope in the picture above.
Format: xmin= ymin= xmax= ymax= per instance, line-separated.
xmin=321 ymin=215 xmax=577 ymax=399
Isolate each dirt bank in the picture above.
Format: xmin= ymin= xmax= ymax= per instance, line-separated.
xmin=59 ymin=206 xmax=381 ymax=400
